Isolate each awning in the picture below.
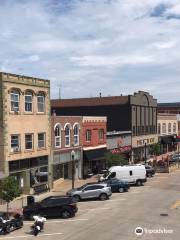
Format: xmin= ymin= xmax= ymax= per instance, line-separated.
xmin=83 ymin=148 xmax=107 ymax=161
xmin=161 ymin=136 xmax=175 ymax=144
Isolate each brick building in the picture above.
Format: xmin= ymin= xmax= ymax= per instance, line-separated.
xmin=51 ymin=114 xmax=83 ymax=180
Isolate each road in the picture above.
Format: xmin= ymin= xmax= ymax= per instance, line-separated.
xmin=1 ymin=170 xmax=180 ymax=240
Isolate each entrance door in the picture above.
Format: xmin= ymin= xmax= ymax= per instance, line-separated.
xmin=64 ymin=163 xmax=69 ymax=179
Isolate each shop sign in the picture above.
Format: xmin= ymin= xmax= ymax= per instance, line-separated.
xmin=111 ymin=145 xmax=131 ymax=154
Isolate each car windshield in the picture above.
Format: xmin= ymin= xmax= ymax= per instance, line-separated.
xmin=103 ymin=171 xmax=110 ymax=178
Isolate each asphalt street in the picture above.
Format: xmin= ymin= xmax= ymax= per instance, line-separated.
xmin=1 ymin=170 xmax=180 ymax=240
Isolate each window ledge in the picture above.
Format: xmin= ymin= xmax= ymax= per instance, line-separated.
xmin=37 ymin=112 xmax=46 ymax=115
xmin=9 ymin=111 xmax=20 ymax=115
xmin=37 ymin=147 xmax=47 ymax=151
xmin=24 ymin=149 xmax=34 ymax=153
xmin=23 ymin=112 xmax=34 ymax=115
xmin=9 ymin=151 xmax=21 ymax=155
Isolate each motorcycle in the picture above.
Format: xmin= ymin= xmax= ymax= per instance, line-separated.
xmin=31 ymin=216 xmax=46 ymax=236
xmin=0 ymin=213 xmax=23 ymax=235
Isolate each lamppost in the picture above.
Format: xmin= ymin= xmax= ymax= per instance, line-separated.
xmin=71 ymin=150 xmax=75 ymax=189
xmin=144 ymin=142 xmax=147 ymax=165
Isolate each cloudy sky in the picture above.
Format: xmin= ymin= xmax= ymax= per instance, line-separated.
xmin=0 ymin=0 xmax=180 ymax=102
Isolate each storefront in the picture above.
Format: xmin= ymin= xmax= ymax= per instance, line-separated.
xmin=83 ymin=148 xmax=107 ymax=177
xmin=159 ymin=135 xmax=178 ymax=153
xmin=8 ymin=155 xmax=49 ymax=194
xmin=53 ymin=149 xmax=82 ymax=180
xmin=132 ymin=134 xmax=158 ymax=162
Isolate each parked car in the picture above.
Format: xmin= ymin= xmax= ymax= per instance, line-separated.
xmin=100 ymin=165 xmax=147 ymax=186
xmin=23 ymin=196 xmax=78 ymax=219
xmin=145 ymin=165 xmax=155 ymax=177
xmin=66 ymin=183 xmax=112 ymax=201
xmin=103 ymin=179 xmax=129 ymax=193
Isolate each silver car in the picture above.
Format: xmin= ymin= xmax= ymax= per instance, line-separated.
xmin=66 ymin=183 xmax=112 ymax=201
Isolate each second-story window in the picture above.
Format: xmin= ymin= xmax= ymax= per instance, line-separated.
xmin=11 ymin=90 xmax=19 ymax=112
xmin=65 ymin=125 xmax=71 ymax=147
xmin=25 ymin=92 xmax=33 ymax=112
xmin=38 ymin=133 xmax=45 ymax=148
xmin=168 ymin=123 xmax=171 ymax=134
xmin=173 ymin=123 xmax=176 ymax=133
xmin=74 ymin=124 xmax=79 ymax=146
xmin=162 ymin=123 xmax=166 ymax=134
xmin=11 ymin=135 xmax=20 ymax=152
xmin=98 ymin=129 xmax=104 ymax=140
xmin=37 ymin=93 xmax=45 ymax=113
xmin=25 ymin=134 xmax=33 ymax=150
xmin=86 ymin=130 xmax=91 ymax=142
xmin=55 ymin=124 xmax=61 ymax=147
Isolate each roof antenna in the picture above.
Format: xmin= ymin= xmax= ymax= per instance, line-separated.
xmin=58 ymin=82 xmax=61 ymax=99
xmin=99 ymin=92 xmax=102 ymax=98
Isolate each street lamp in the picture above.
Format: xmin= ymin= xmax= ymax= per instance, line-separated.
xmin=144 ymin=142 xmax=147 ymax=165
xmin=71 ymin=150 xmax=75 ymax=189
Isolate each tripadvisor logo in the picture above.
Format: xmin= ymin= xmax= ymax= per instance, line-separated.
xmin=135 ymin=227 xmax=144 ymax=236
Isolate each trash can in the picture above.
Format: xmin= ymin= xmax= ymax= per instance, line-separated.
xmin=27 ymin=195 xmax=35 ymax=206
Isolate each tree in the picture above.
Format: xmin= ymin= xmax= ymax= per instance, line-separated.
xmin=0 ymin=176 xmax=20 ymax=215
xmin=105 ymin=152 xmax=128 ymax=168
xmin=150 ymin=143 xmax=161 ymax=156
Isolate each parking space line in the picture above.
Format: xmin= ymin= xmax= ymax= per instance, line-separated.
xmin=24 ymin=218 xmax=88 ymax=225
xmin=79 ymin=207 xmax=111 ymax=212
xmin=0 ymin=232 xmax=63 ymax=239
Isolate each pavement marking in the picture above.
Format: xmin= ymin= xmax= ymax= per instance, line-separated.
xmin=108 ymin=199 xmax=126 ymax=202
xmin=170 ymin=199 xmax=180 ymax=209
xmin=79 ymin=207 xmax=111 ymax=212
xmin=24 ymin=218 xmax=89 ymax=225
xmin=0 ymin=232 xmax=63 ymax=239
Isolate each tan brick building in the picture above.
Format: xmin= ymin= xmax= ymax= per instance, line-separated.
xmin=0 ymin=72 xmax=51 ymax=193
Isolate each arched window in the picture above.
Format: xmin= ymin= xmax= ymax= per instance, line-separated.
xmin=74 ymin=124 xmax=79 ymax=146
xmin=11 ymin=90 xmax=20 ymax=111
xmin=168 ymin=123 xmax=171 ymax=133
xmin=173 ymin=123 xmax=176 ymax=133
xmin=65 ymin=124 xmax=71 ymax=147
xmin=25 ymin=91 xmax=33 ymax=112
xmin=55 ymin=124 xmax=61 ymax=147
xmin=162 ymin=123 xmax=166 ymax=134
xmin=37 ymin=93 xmax=45 ymax=113
xmin=158 ymin=123 xmax=161 ymax=134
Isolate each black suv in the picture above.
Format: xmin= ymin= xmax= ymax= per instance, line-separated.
xmin=23 ymin=196 xmax=78 ymax=219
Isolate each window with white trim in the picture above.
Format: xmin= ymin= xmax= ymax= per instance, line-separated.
xmin=25 ymin=92 xmax=33 ymax=112
xmin=25 ymin=134 xmax=33 ymax=150
xmin=11 ymin=90 xmax=20 ymax=112
xmin=38 ymin=133 xmax=46 ymax=148
xmin=74 ymin=124 xmax=79 ymax=146
xmin=158 ymin=123 xmax=161 ymax=134
xmin=65 ymin=125 xmax=70 ymax=147
xmin=98 ymin=129 xmax=104 ymax=140
xmin=37 ymin=94 xmax=45 ymax=113
xmin=11 ymin=135 xmax=20 ymax=152
xmin=55 ymin=124 xmax=61 ymax=147
xmin=86 ymin=130 xmax=91 ymax=142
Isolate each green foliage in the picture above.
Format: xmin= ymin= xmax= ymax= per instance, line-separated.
xmin=0 ymin=176 xmax=20 ymax=204
xmin=150 ymin=143 xmax=161 ymax=156
xmin=105 ymin=152 xmax=128 ymax=168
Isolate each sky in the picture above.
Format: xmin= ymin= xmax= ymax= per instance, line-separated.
xmin=0 ymin=0 xmax=180 ymax=102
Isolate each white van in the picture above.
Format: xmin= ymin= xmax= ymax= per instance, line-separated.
xmin=101 ymin=165 xmax=147 ymax=186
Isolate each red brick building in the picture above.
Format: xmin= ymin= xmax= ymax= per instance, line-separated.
xmin=82 ymin=116 xmax=107 ymax=177
xmin=51 ymin=113 xmax=83 ymax=180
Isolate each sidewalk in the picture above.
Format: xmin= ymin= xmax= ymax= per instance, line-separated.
xmin=0 ymin=176 xmax=98 ymax=213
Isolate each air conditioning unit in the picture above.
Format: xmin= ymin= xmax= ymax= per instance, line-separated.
xmin=11 ymin=147 xmax=19 ymax=153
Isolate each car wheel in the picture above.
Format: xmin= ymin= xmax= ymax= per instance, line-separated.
xmin=99 ymin=193 xmax=108 ymax=201
xmin=61 ymin=210 xmax=71 ymax=219
xmin=118 ymin=187 xmax=124 ymax=193
xmin=72 ymin=195 xmax=81 ymax=202
xmin=136 ymin=180 xmax=142 ymax=186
